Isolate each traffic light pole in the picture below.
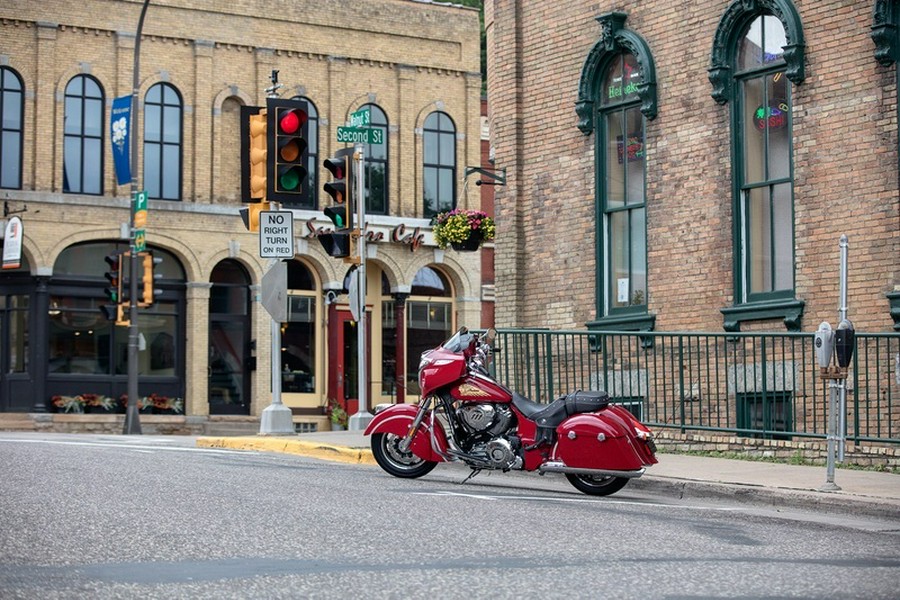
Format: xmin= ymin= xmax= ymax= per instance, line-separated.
xmin=123 ymin=0 xmax=150 ymax=435
xmin=348 ymin=145 xmax=373 ymax=431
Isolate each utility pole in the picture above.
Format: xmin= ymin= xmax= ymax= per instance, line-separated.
xmin=348 ymin=144 xmax=373 ymax=431
xmin=123 ymin=0 xmax=150 ymax=435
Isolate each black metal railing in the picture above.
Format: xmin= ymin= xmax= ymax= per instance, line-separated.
xmin=490 ymin=329 xmax=900 ymax=445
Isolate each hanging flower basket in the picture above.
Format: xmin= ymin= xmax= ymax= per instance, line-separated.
xmin=432 ymin=209 xmax=495 ymax=251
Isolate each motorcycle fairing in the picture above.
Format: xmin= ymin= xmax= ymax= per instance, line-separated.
xmin=364 ymin=404 xmax=449 ymax=463
xmin=552 ymin=412 xmax=647 ymax=471
xmin=418 ymin=347 xmax=467 ymax=397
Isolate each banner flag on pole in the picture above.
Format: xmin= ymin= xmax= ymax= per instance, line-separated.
xmin=111 ymin=95 xmax=132 ymax=185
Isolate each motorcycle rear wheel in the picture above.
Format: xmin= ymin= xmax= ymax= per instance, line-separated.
xmin=371 ymin=433 xmax=438 ymax=479
xmin=565 ymin=473 xmax=629 ymax=496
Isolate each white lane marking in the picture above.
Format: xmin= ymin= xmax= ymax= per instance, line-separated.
xmin=0 ymin=437 xmax=245 ymax=455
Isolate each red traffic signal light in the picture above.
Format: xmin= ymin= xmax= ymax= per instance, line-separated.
xmin=267 ymin=98 xmax=309 ymax=203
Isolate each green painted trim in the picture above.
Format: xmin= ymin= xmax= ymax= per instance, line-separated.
xmin=720 ymin=298 xmax=805 ymax=332
xmin=888 ymin=291 xmax=900 ymax=331
xmin=872 ymin=0 xmax=899 ymax=66
xmin=576 ymin=11 xmax=658 ymax=135
xmin=586 ymin=313 xmax=656 ymax=332
xmin=709 ymin=0 xmax=806 ymax=105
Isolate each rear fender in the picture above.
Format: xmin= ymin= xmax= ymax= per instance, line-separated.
xmin=364 ymin=404 xmax=448 ymax=463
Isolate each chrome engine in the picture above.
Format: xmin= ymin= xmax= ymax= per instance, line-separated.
xmin=457 ymin=403 xmax=514 ymax=435
xmin=454 ymin=403 xmax=521 ymax=470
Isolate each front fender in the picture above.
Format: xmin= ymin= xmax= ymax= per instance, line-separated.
xmin=364 ymin=404 xmax=448 ymax=463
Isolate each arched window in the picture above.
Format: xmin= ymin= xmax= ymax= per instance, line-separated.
xmin=50 ymin=242 xmax=184 ymax=381
xmin=577 ymin=13 xmax=657 ymax=333
xmin=423 ymin=111 xmax=456 ymax=218
xmin=282 ymin=260 xmax=318 ymax=394
xmin=63 ymin=75 xmax=104 ymax=195
xmin=737 ymin=17 xmax=793 ymax=299
xmin=711 ymin=0 xmax=805 ymax=331
xmin=598 ymin=53 xmax=647 ymax=318
xmin=144 ymin=82 xmax=183 ymax=200
xmin=291 ymin=96 xmax=319 ymax=210
xmin=361 ymin=103 xmax=389 ymax=215
xmin=0 ymin=67 xmax=24 ymax=190
xmin=209 ymin=260 xmax=251 ymax=414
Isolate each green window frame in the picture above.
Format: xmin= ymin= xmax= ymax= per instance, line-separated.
xmin=576 ymin=12 xmax=658 ymax=334
xmin=710 ymin=0 xmax=806 ymax=332
xmin=736 ymin=391 xmax=793 ymax=441
xmin=598 ymin=54 xmax=648 ymax=321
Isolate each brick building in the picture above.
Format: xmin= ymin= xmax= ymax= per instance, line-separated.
xmin=485 ymin=0 xmax=898 ymax=335
xmin=0 ymin=0 xmax=483 ymax=430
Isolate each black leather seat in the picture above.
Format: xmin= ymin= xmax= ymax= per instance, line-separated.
xmin=512 ymin=390 xmax=609 ymax=429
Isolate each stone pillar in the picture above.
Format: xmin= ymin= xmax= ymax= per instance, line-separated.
xmin=185 ymin=282 xmax=212 ymax=416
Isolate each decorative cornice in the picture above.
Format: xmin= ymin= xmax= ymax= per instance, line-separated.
xmin=709 ymin=0 xmax=806 ymax=105
xmin=872 ymin=0 xmax=898 ymax=66
xmin=576 ymin=12 xmax=658 ymax=135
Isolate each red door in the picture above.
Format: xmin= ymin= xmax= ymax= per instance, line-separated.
xmin=328 ymin=306 xmax=371 ymax=416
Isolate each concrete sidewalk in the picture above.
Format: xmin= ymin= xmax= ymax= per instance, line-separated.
xmin=196 ymin=430 xmax=900 ymax=520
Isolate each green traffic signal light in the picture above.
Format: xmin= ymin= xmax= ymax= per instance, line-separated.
xmin=324 ymin=206 xmax=347 ymax=228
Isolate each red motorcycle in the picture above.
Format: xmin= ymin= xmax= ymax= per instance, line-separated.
xmin=365 ymin=327 xmax=657 ymax=496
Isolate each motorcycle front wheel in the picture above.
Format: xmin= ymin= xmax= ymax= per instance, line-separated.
xmin=371 ymin=432 xmax=438 ymax=479
xmin=565 ymin=473 xmax=629 ymax=496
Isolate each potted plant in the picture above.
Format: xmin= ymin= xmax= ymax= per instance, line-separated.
xmin=327 ymin=398 xmax=348 ymax=431
xmin=431 ymin=209 xmax=495 ymax=251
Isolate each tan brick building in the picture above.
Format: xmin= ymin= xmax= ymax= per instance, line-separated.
xmin=0 ymin=0 xmax=483 ymax=430
xmin=485 ymin=0 xmax=898 ymax=335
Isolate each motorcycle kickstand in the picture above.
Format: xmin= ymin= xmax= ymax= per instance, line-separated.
xmin=460 ymin=468 xmax=482 ymax=485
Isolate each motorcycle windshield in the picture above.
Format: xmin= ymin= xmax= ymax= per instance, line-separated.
xmin=441 ymin=327 xmax=473 ymax=353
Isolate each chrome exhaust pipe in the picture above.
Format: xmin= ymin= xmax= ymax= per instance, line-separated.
xmin=539 ymin=462 xmax=646 ymax=479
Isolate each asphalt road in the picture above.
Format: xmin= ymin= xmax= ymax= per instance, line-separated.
xmin=1 ymin=433 xmax=897 ymax=599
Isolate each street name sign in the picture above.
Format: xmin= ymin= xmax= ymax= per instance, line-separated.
xmin=336 ymin=126 xmax=384 ymax=145
xmin=350 ymin=107 xmax=370 ymax=127
xmin=259 ymin=211 xmax=294 ymax=259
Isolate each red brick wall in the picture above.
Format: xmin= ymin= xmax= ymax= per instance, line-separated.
xmin=485 ymin=0 xmax=898 ymax=333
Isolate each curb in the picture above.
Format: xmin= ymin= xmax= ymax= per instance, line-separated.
xmin=630 ymin=476 xmax=900 ymax=521
xmin=196 ymin=436 xmax=377 ymax=466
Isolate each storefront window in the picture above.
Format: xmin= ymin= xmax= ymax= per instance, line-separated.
xmin=48 ymin=295 xmax=117 ymax=374
xmin=405 ymin=267 xmax=453 ymax=394
xmin=282 ymin=260 xmax=316 ymax=393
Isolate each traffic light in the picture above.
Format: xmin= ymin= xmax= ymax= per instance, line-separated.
xmin=104 ymin=252 xmax=123 ymax=304
xmin=319 ymin=147 xmax=355 ymax=259
xmin=267 ymin=97 xmax=309 ymax=204
xmin=239 ymin=106 xmax=270 ymax=232
xmin=100 ymin=251 xmax=127 ymax=325
xmin=139 ymin=251 xmax=163 ymax=307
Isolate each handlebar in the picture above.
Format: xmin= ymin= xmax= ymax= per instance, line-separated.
xmin=468 ymin=328 xmax=496 ymax=375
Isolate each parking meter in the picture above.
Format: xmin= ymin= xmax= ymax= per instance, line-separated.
xmin=834 ymin=319 xmax=855 ymax=369
xmin=814 ymin=321 xmax=834 ymax=369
